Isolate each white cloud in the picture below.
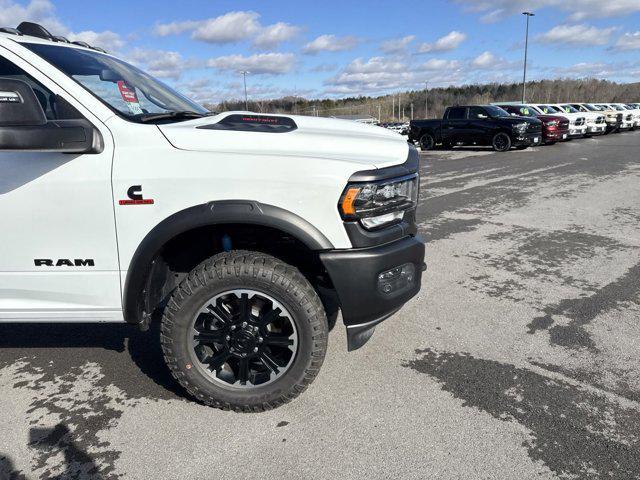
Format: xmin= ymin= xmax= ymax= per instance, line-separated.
xmin=323 ymin=55 xmax=466 ymax=95
xmin=471 ymin=51 xmax=497 ymax=68
xmin=0 ymin=0 xmax=125 ymax=51
xmin=254 ymin=22 xmax=301 ymax=49
xmin=536 ymin=24 xmax=618 ymax=46
xmin=0 ymin=0 xmax=65 ymax=33
xmin=154 ymin=11 xmax=302 ymax=48
xmin=206 ymin=53 xmax=296 ymax=75
xmin=552 ymin=61 xmax=622 ymax=78
xmin=153 ymin=20 xmax=200 ymax=37
xmin=470 ymin=51 xmax=519 ymax=70
xmin=613 ymin=31 xmax=640 ymax=50
xmin=302 ymin=34 xmax=359 ymax=54
xmin=68 ymin=30 xmax=125 ymax=52
xmin=129 ymin=49 xmax=195 ymax=80
xmin=380 ymin=35 xmax=415 ymax=54
xmin=420 ymin=58 xmax=461 ymax=70
xmin=417 ymin=31 xmax=467 ymax=53
xmin=310 ymin=63 xmax=338 ymax=72
xmin=192 ymin=11 xmax=261 ymax=44
xmin=453 ymin=0 xmax=640 ymax=22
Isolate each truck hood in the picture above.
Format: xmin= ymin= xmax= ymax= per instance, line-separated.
xmin=157 ymin=112 xmax=409 ymax=169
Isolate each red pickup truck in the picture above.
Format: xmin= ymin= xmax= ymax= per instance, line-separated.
xmin=497 ymin=104 xmax=570 ymax=145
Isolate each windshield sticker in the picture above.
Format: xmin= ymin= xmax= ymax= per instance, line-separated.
xmin=117 ymin=81 xmax=143 ymax=115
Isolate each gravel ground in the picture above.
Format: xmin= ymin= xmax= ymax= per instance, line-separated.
xmin=1 ymin=131 xmax=639 ymax=480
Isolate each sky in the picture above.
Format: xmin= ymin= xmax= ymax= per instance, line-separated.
xmin=1 ymin=0 xmax=640 ymax=104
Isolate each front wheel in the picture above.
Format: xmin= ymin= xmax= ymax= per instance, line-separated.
xmin=419 ymin=133 xmax=435 ymax=151
xmin=161 ymin=250 xmax=328 ymax=411
xmin=492 ymin=132 xmax=512 ymax=152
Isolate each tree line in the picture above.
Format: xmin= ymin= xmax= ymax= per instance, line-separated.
xmin=204 ymin=79 xmax=640 ymax=122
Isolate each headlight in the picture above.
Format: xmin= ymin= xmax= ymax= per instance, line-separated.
xmin=339 ymin=174 xmax=419 ymax=230
xmin=513 ymin=122 xmax=528 ymax=132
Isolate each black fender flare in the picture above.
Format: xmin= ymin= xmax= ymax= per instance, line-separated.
xmin=123 ymin=200 xmax=334 ymax=325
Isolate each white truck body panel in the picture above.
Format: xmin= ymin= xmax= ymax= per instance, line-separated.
xmin=0 ymin=33 xmax=410 ymax=322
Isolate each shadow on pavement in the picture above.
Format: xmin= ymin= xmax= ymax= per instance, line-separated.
xmin=29 ymin=424 xmax=99 ymax=479
xmin=0 ymin=322 xmax=187 ymax=401
xmin=0 ymin=454 xmax=28 ymax=480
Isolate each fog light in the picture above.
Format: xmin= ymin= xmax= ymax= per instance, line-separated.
xmin=361 ymin=211 xmax=404 ymax=230
xmin=377 ymin=263 xmax=416 ymax=295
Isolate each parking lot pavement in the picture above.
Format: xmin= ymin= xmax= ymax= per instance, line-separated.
xmin=1 ymin=132 xmax=639 ymax=480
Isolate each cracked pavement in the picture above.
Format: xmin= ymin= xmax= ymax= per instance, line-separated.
xmin=1 ymin=131 xmax=639 ymax=479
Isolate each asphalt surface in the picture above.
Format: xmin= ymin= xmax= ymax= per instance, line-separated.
xmin=1 ymin=131 xmax=640 ymax=480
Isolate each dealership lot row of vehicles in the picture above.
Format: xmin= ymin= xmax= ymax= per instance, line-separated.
xmin=406 ymin=102 xmax=640 ymax=152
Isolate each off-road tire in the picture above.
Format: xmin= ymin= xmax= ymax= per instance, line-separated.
xmin=492 ymin=132 xmax=512 ymax=152
xmin=160 ymin=250 xmax=328 ymax=412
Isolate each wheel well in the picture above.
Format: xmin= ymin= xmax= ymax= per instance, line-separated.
xmin=135 ymin=223 xmax=338 ymax=328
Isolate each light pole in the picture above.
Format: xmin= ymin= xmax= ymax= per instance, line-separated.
xmin=424 ymin=81 xmax=429 ymax=118
xmin=240 ymin=71 xmax=249 ymax=110
xmin=521 ymin=12 xmax=534 ymax=103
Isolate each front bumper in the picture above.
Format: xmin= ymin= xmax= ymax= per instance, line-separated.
xmin=544 ymin=129 xmax=569 ymax=142
xmin=569 ymin=125 xmax=588 ymax=137
xmin=586 ymin=124 xmax=606 ymax=135
xmin=514 ymin=132 xmax=542 ymax=147
xmin=320 ymin=235 xmax=426 ymax=351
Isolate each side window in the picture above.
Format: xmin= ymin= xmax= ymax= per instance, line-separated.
xmin=468 ymin=107 xmax=487 ymax=119
xmin=0 ymin=55 xmax=81 ymax=120
xmin=446 ymin=107 xmax=466 ymax=120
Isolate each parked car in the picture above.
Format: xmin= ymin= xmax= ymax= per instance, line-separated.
xmin=557 ymin=104 xmax=606 ymax=136
xmin=614 ymin=103 xmax=640 ymax=129
xmin=538 ymin=104 xmax=588 ymax=138
xmin=408 ymin=105 xmax=542 ymax=152
xmin=495 ymin=103 xmax=570 ymax=145
xmin=569 ymin=103 xmax=621 ymax=134
xmin=383 ymin=122 xmax=409 ymax=135
xmin=526 ymin=104 xmax=586 ymax=138
xmin=0 ymin=22 xmax=426 ymax=410
xmin=627 ymin=104 xmax=640 ymax=127
xmin=594 ymin=104 xmax=634 ymax=131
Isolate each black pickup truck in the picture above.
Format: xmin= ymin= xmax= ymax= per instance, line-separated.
xmin=408 ymin=105 xmax=543 ymax=152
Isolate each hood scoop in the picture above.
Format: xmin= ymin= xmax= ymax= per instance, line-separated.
xmin=197 ymin=114 xmax=297 ymax=134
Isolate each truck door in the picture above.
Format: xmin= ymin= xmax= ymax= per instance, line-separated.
xmin=0 ymin=49 xmax=121 ymax=322
xmin=467 ymin=107 xmax=492 ymax=145
xmin=442 ymin=107 xmax=469 ymax=144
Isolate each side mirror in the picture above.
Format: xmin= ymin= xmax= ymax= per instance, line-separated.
xmin=477 ymin=113 xmax=488 ymax=119
xmin=0 ymin=79 xmax=103 ymax=154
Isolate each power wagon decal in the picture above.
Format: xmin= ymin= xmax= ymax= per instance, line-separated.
xmin=197 ymin=114 xmax=298 ymax=133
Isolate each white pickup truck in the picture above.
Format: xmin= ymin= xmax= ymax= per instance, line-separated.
xmin=0 ymin=22 xmax=425 ymax=411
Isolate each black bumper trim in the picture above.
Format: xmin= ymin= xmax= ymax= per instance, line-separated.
xmin=345 ymin=308 xmax=400 ymax=351
xmin=320 ymin=235 xmax=426 ymax=349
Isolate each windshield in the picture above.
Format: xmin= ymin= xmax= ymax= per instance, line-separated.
xmin=558 ymin=105 xmax=579 ymax=113
xmin=538 ymin=105 xmax=559 ymax=114
xmin=584 ymin=104 xmax=601 ymax=111
xmin=23 ymin=43 xmax=209 ymax=123
xmin=484 ymin=106 xmax=510 ymax=117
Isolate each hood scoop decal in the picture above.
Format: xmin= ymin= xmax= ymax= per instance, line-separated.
xmin=197 ymin=114 xmax=297 ymax=134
